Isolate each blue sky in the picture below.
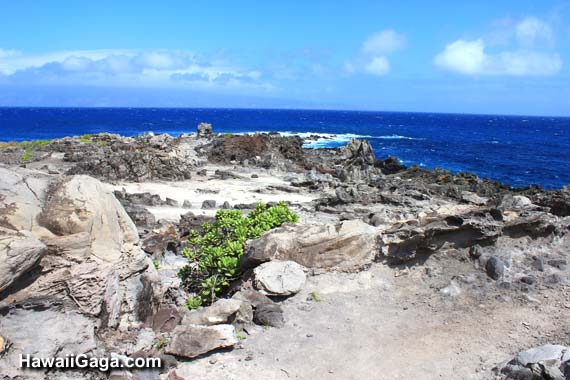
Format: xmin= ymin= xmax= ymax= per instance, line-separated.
xmin=1 ymin=0 xmax=570 ymax=115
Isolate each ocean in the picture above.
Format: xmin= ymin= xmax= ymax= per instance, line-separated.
xmin=0 ymin=107 xmax=569 ymax=189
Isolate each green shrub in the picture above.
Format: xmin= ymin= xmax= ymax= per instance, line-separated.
xmin=79 ymin=134 xmax=93 ymax=143
xmin=179 ymin=201 xmax=299 ymax=307
xmin=18 ymin=139 xmax=52 ymax=163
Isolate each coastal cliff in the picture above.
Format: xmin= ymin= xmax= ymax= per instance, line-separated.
xmin=1 ymin=127 xmax=569 ymax=380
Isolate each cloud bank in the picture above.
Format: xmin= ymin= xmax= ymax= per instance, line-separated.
xmin=435 ymin=17 xmax=562 ymax=76
xmin=0 ymin=49 xmax=271 ymax=91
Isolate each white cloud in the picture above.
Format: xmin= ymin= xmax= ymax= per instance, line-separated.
xmin=434 ymin=39 xmax=486 ymax=75
xmin=362 ymin=30 xmax=406 ymax=55
xmin=516 ymin=17 xmax=554 ymax=48
xmin=364 ymin=56 xmax=390 ymax=76
xmin=435 ymin=38 xmax=561 ymax=76
xmin=435 ymin=16 xmax=562 ymax=78
xmin=0 ymin=48 xmax=271 ymax=90
xmin=346 ymin=30 xmax=405 ymax=76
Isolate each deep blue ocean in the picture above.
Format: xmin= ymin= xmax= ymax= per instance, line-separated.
xmin=1 ymin=107 xmax=569 ymax=189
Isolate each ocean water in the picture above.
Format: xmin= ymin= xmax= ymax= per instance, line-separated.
xmin=0 ymin=107 xmax=569 ymax=189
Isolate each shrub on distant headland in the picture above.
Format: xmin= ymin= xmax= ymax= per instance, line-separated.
xmin=179 ymin=201 xmax=299 ymax=309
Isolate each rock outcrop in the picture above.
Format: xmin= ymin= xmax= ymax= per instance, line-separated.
xmin=498 ymin=344 xmax=570 ymax=379
xmin=0 ymin=167 xmax=162 ymax=379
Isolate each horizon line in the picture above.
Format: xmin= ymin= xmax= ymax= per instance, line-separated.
xmin=1 ymin=105 xmax=569 ymax=119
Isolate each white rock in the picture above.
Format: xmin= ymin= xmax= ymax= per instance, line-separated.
xmin=500 ymin=195 xmax=533 ymax=210
xmin=461 ymin=191 xmax=489 ymax=206
xmin=254 ymin=260 xmax=306 ymax=296
xmin=516 ymin=344 xmax=568 ymax=366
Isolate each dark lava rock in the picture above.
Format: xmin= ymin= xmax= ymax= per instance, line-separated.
xmin=206 ymin=134 xmax=304 ymax=168
xmin=178 ymin=211 xmax=215 ymax=237
xmin=376 ymin=156 xmax=406 ymax=174
xmin=123 ymin=203 xmax=156 ymax=231
xmin=486 ymin=256 xmax=505 ymax=280
xmin=165 ymin=198 xmax=179 ymax=207
xmin=253 ymin=303 xmax=284 ymax=328
xmin=114 ymin=190 xmax=170 ymax=206
xmin=202 ymin=200 xmax=216 ymax=209
xmin=520 ymin=275 xmax=536 ymax=285
xmin=142 ymin=224 xmax=179 ymax=257
xmin=531 ymin=188 xmax=570 ymax=216
xmin=66 ymin=139 xmax=193 ymax=182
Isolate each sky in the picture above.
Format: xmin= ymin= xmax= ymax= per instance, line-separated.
xmin=1 ymin=0 xmax=570 ymax=115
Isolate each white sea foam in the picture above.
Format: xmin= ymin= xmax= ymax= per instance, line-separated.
xmin=233 ymin=131 xmax=419 ymax=148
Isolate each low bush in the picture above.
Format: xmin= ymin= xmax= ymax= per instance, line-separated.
xmin=179 ymin=201 xmax=299 ymax=308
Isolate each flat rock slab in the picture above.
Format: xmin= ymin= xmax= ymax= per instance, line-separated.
xmin=182 ymin=299 xmax=242 ymax=326
xmin=254 ymin=260 xmax=306 ymax=296
xmin=165 ymin=324 xmax=237 ymax=359
xmin=243 ymin=220 xmax=378 ymax=271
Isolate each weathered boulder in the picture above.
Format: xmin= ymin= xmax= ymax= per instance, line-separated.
xmin=39 ymin=175 xmax=140 ymax=262
xmin=253 ymin=260 xmax=306 ymax=296
xmin=165 ymin=324 xmax=237 ymax=359
xmin=243 ymin=220 xmax=378 ymax=271
xmin=0 ymin=227 xmax=47 ymax=292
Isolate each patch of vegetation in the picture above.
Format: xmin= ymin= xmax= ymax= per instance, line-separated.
xmin=185 ymin=296 xmax=203 ymax=310
xmin=79 ymin=134 xmax=94 ymax=143
xmin=309 ymin=291 xmax=323 ymax=302
xmin=78 ymin=134 xmax=109 ymax=146
xmin=222 ymin=133 xmax=234 ymax=137
xmin=11 ymin=140 xmax=52 ymax=163
xmin=152 ymin=259 xmax=160 ymax=270
xmin=153 ymin=335 xmax=168 ymax=351
xmin=235 ymin=331 xmax=247 ymax=340
xmin=179 ymin=201 xmax=299 ymax=308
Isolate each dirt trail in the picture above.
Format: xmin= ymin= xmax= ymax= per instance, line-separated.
xmin=169 ymin=263 xmax=570 ymax=380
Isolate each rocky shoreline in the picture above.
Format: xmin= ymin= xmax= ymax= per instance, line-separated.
xmin=1 ymin=125 xmax=569 ymax=379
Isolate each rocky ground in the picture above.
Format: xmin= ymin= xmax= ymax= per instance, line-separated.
xmin=1 ymin=124 xmax=569 ymax=380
